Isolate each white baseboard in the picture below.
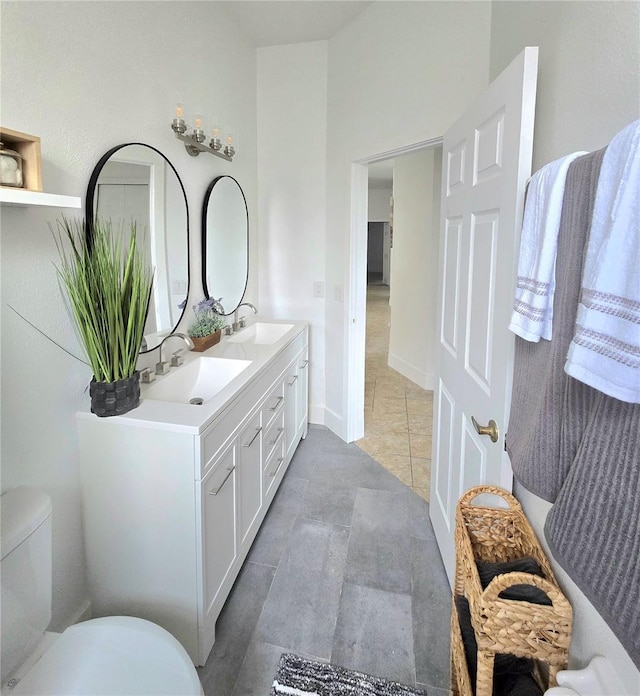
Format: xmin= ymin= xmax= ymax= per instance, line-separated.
xmin=388 ymin=353 xmax=435 ymax=391
xmin=323 ymin=406 xmax=346 ymax=441
xmin=308 ymin=404 xmax=325 ymax=426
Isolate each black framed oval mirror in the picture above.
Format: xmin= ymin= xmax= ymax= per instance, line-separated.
xmin=202 ymin=176 xmax=248 ymax=316
xmin=86 ymin=143 xmax=189 ymax=353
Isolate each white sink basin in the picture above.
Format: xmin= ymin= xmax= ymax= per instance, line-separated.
xmin=227 ymin=323 xmax=294 ymax=345
xmin=142 ymin=357 xmax=252 ymax=405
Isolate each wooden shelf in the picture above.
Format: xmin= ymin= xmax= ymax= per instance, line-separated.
xmin=0 ymin=187 xmax=81 ymax=208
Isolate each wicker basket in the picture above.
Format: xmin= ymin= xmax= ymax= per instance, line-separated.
xmin=451 ymin=598 xmax=474 ymax=696
xmin=452 ymin=485 xmax=573 ymax=696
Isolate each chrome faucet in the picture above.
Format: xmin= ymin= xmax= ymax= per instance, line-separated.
xmin=155 ymin=332 xmax=194 ymax=375
xmin=232 ymin=302 xmax=257 ymax=332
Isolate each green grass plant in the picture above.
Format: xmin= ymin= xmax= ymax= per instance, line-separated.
xmin=54 ymin=216 xmax=153 ymax=383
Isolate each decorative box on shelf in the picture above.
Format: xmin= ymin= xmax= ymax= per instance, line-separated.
xmin=0 ymin=126 xmax=42 ymax=192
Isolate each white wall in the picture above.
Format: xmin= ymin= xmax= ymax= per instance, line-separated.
xmin=368 ymin=187 xmax=392 ymax=222
xmin=324 ymin=1 xmax=493 ymax=437
xmin=256 ymin=41 xmax=328 ymax=425
xmin=0 ymin=0 xmax=257 ymax=630
xmin=388 ymin=148 xmax=440 ymax=389
xmin=490 ymin=2 xmax=640 ymax=690
xmin=491 ymin=1 xmax=640 ymax=172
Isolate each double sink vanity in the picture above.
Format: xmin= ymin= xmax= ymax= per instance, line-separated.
xmin=77 ymin=140 xmax=309 ymax=666
xmin=77 ymin=318 xmax=309 ymax=665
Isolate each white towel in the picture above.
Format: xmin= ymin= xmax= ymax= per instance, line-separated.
xmin=565 ymin=120 xmax=640 ymax=403
xmin=509 ymin=152 xmax=588 ymax=342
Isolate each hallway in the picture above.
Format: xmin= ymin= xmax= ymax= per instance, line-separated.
xmin=356 ymin=282 xmax=434 ymax=502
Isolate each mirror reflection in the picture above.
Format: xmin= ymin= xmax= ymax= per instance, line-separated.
xmin=86 ymin=143 xmax=189 ymax=352
xmin=202 ymin=176 xmax=248 ymax=315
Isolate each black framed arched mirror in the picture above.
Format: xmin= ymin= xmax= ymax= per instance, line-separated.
xmin=86 ymin=143 xmax=189 ymax=353
xmin=202 ymin=176 xmax=248 ymax=316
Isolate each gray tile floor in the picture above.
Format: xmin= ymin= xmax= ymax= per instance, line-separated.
xmin=197 ymin=426 xmax=452 ymax=695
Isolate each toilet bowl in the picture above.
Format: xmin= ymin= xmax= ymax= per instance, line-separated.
xmin=1 ymin=486 xmax=203 ymax=696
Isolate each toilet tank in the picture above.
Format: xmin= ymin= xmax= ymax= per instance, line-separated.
xmin=1 ymin=487 xmax=53 ymax=684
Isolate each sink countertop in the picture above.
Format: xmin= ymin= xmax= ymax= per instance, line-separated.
xmin=76 ymin=319 xmax=308 ymax=434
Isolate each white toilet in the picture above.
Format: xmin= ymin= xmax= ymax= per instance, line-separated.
xmin=544 ymin=656 xmax=626 ymax=696
xmin=1 ymin=486 xmax=203 ymax=695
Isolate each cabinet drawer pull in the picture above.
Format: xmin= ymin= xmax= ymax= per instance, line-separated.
xmin=268 ymin=396 xmax=284 ymax=411
xmin=269 ymin=457 xmax=285 ymax=477
xmin=287 ymin=375 xmax=298 ymax=387
xmin=268 ymin=427 xmax=284 ymax=446
xmin=300 ymin=359 xmax=309 ymax=369
xmin=242 ymin=426 xmax=262 ymax=448
xmin=209 ymin=467 xmax=235 ymax=496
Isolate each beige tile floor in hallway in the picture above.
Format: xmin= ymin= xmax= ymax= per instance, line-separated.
xmin=356 ymin=282 xmax=434 ymax=501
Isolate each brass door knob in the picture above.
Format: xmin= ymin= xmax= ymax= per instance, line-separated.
xmin=471 ymin=416 xmax=499 ymax=443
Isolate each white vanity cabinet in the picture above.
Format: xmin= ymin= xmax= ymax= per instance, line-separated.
xmin=284 ymin=349 xmax=310 ymax=463
xmin=78 ymin=322 xmax=308 ymax=666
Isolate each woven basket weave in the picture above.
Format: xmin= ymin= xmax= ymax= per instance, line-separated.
xmin=452 ymin=485 xmax=573 ymax=696
xmin=451 ymin=599 xmax=474 ymax=696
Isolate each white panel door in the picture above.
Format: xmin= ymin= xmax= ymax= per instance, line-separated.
xmin=430 ymin=47 xmax=538 ymax=583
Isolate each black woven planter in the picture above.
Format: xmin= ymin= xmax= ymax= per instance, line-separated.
xmin=90 ymin=371 xmax=140 ymax=417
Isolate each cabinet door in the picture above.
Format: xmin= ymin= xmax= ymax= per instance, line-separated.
xmin=284 ymin=360 xmax=299 ymax=462
xmin=237 ymin=411 xmax=263 ymax=546
xmin=297 ymin=351 xmax=309 ymax=440
xmin=202 ymin=443 xmax=237 ymax=620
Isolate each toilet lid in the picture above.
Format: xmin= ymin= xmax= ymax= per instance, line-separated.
xmin=10 ymin=616 xmax=202 ymax=695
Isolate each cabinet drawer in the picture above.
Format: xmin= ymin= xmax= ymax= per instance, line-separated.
xmin=262 ymin=381 xmax=284 ymax=427
xmin=201 ymin=394 xmax=250 ymax=475
xmin=203 ymin=444 xmax=236 ymax=495
xmin=263 ymin=411 xmax=285 ymax=465
xmin=263 ymin=439 xmax=286 ymax=500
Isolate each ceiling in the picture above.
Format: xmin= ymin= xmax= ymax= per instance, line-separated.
xmin=219 ymin=1 xmax=393 ymax=187
xmin=219 ymin=1 xmax=372 ymax=47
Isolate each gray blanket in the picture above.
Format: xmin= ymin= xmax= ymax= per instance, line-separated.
xmin=507 ymin=149 xmax=606 ymax=502
xmin=507 ymin=148 xmax=640 ymax=667
xmin=545 ymin=397 xmax=640 ymax=668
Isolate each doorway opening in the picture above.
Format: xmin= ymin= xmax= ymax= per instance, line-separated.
xmin=347 ymin=144 xmax=443 ymax=500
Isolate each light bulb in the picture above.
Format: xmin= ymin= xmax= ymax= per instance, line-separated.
xmin=212 ymin=124 xmax=220 ymax=139
xmin=194 ymin=114 xmax=203 ymax=130
xmin=224 ymin=131 xmax=236 ymax=158
xmin=171 ymin=102 xmax=187 ymax=135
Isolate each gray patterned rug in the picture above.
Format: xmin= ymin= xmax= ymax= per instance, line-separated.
xmin=270 ymin=653 xmax=428 ymax=695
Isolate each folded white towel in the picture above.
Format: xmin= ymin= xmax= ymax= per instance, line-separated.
xmin=565 ymin=120 xmax=640 ymax=403
xmin=509 ymin=152 xmax=588 ymax=342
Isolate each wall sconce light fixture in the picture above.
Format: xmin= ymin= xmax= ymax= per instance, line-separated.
xmin=171 ymin=104 xmax=236 ymax=162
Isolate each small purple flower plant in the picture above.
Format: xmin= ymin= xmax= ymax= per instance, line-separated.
xmin=186 ymin=297 xmax=226 ymax=338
